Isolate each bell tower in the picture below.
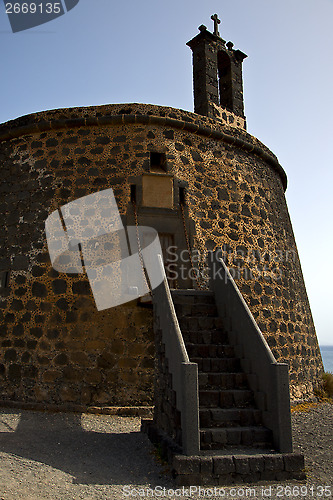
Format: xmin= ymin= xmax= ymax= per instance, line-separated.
xmin=187 ymin=14 xmax=247 ymax=125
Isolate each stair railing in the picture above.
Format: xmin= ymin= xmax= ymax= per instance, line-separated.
xmin=209 ymin=250 xmax=293 ymax=453
xmin=152 ymin=255 xmax=200 ymax=455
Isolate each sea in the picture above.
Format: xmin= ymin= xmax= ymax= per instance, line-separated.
xmin=320 ymin=345 xmax=333 ymax=372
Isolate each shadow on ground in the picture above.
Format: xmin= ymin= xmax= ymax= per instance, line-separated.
xmin=0 ymin=409 xmax=168 ymax=486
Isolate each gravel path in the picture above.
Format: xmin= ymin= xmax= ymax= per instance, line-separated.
xmin=0 ymin=402 xmax=331 ymax=499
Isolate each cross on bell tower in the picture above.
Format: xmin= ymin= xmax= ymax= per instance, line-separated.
xmin=211 ymin=14 xmax=221 ymax=37
xmin=186 ymin=15 xmax=247 ymax=124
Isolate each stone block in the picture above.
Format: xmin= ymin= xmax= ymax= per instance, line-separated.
xmin=32 ymin=282 xmax=47 ymax=298
xmin=200 ymin=456 xmax=213 ymax=475
xmin=187 ymin=317 xmax=200 ymax=331
xmin=8 ymin=364 xmax=21 ymax=381
xmin=173 ymin=455 xmax=200 ymax=475
xmin=242 ymin=472 xmax=261 ymax=483
xmin=261 ymin=471 xmax=277 ymax=481
xmin=30 ymin=327 xmax=43 ymax=339
xmin=249 ymin=455 xmax=264 ymax=473
xmin=118 ymin=357 xmax=137 ymax=369
xmin=5 ymin=348 xmax=17 ymax=362
xmin=23 ymin=364 xmax=38 ymax=378
xmin=42 ymin=370 xmax=61 ymax=383
xmin=15 ymin=287 xmax=27 ymax=298
xmin=234 ymin=455 xmax=250 ymax=474
xmin=219 ymin=391 xmax=234 ymax=408
xmin=292 ymin=470 xmax=307 ymax=480
xmin=226 ymin=428 xmax=241 ymax=445
xmin=95 ymin=136 xmax=110 ymax=145
xmin=60 ymin=386 xmax=78 ymax=402
xmin=47 ymin=328 xmax=60 ymax=340
xmin=52 ymin=279 xmax=67 ymax=294
xmin=84 ymin=369 xmax=102 ymax=384
xmin=198 ymin=317 xmax=215 ymax=330
xmin=12 ymin=256 xmax=29 ymax=270
xmin=63 ymin=367 xmax=82 ymax=382
xmin=87 ymin=341 xmax=106 ymax=350
xmin=81 ymin=387 xmax=92 ymax=404
xmin=199 ymin=409 xmax=210 ymax=427
xmin=211 ymin=429 xmax=227 ymax=445
xmin=200 ymin=474 xmax=218 ymax=486
xmin=283 ymin=453 xmax=305 ymax=472
xmin=172 ymin=294 xmax=195 ymax=306
xmin=264 ymin=454 xmax=284 ymax=472
xmin=214 ymin=456 xmax=235 ymax=474
xmin=202 ymin=359 xmax=211 ymax=372
xmin=163 ymin=129 xmax=174 ymax=140
xmin=241 ymin=428 xmax=254 ymax=445
xmin=37 ymin=356 xmax=50 ymax=366
xmin=72 ymin=281 xmax=90 ymax=295
xmin=35 ymin=387 xmax=49 ymax=402
xmin=113 ymin=135 xmax=126 ymax=142
xmin=128 ymin=343 xmax=145 ymax=356
xmin=200 ymin=390 xmax=219 ymax=407
xmin=54 ymin=353 xmax=68 ymax=365
xmin=218 ymin=474 xmax=237 ymax=485
xmin=90 ymin=146 xmax=103 ymax=154
xmin=46 ymin=138 xmax=58 ymax=147
xmin=70 ymin=351 xmax=89 ymax=366
xmin=27 ymin=340 xmax=37 ymax=350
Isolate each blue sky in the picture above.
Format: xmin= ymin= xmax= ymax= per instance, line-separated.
xmin=0 ymin=0 xmax=332 ymax=345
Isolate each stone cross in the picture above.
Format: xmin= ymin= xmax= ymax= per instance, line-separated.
xmin=211 ymin=14 xmax=221 ymax=37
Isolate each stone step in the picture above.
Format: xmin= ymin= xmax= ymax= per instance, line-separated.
xmin=174 ymin=303 xmax=218 ymax=318
xmin=187 ymin=343 xmax=235 ymax=358
xmin=191 ymin=357 xmax=241 ymax=373
xmin=198 ymin=372 xmax=248 ymax=390
xmin=144 ymin=421 xmax=306 ymax=486
xmin=171 ymin=291 xmax=215 ymax=306
xmin=172 ymin=451 xmax=306 ymax=486
xmin=200 ymin=426 xmax=273 ymax=450
xmin=182 ymin=329 xmax=229 ymax=345
xmin=199 ymin=389 xmax=254 ymax=408
xmin=178 ymin=316 xmax=224 ymax=331
xmin=200 ymin=408 xmax=262 ymax=428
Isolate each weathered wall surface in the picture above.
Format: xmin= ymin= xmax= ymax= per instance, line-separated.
xmin=0 ymin=103 xmax=323 ymax=405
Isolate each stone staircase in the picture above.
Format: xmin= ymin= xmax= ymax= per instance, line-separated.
xmin=143 ymin=286 xmax=306 ymax=486
xmin=173 ymin=290 xmax=274 ymax=453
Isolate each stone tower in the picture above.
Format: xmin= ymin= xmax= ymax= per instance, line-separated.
xmin=187 ymin=16 xmax=247 ymax=124
xmin=0 ymin=17 xmax=323 ymax=408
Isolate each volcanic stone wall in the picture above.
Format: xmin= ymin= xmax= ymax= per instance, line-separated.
xmin=154 ymin=326 xmax=182 ymax=447
xmin=0 ymin=103 xmax=323 ymax=405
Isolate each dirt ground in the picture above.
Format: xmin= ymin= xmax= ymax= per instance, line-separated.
xmin=0 ymin=402 xmax=331 ymax=500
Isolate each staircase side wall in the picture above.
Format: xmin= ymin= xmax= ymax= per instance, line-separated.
xmin=210 ymin=252 xmax=293 ymax=452
xmin=153 ymin=326 xmax=182 ymax=446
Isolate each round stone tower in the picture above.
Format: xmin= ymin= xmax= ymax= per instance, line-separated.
xmin=0 ymin=20 xmax=323 ymax=407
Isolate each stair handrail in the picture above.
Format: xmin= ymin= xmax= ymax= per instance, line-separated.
xmin=152 ymin=254 xmax=200 ymax=455
xmin=209 ymin=250 xmax=293 ymax=453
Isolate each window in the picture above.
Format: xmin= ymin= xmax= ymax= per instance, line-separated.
xmin=130 ymin=184 xmax=137 ymax=203
xmin=179 ymin=186 xmax=186 ymax=205
xmin=0 ymin=271 xmax=10 ymax=290
xmin=217 ymin=51 xmax=233 ymax=111
xmin=150 ymin=152 xmax=167 ymax=173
